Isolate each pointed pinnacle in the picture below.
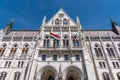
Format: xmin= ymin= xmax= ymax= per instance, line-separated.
xmin=7 ymin=18 xmax=14 ymax=27
xmin=110 ymin=17 xmax=117 ymax=26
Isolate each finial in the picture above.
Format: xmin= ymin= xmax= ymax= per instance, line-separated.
xmin=76 ymin=16 xmax=82 ymax=29
xmin=60 ymin=8 xmax=63 ymax=11
xmin=76 ymin=16 xmax=80 ymax=24
xmin=42 ymin=16 xmax=46 ymax=25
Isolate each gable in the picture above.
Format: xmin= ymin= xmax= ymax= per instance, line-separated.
xmin=46 ymin=8 xmax=76 ymax=26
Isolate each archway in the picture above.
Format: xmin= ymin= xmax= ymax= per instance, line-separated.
xmin=41 ymin=70 xmax=55 ymax=80
xmin=63 ymin=66 xmax=82 ymax=80
xmin=66 ymin=70 xmax=80 ymax=80
xmin=35 ymin=65 xmax=57 ymax=80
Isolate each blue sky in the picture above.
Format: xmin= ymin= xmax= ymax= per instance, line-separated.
xmin=0 ymin=0 xmax=120 ymax=30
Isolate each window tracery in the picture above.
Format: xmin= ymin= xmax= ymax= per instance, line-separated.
xmin=106 ymin=44 xmax=116 ymax=57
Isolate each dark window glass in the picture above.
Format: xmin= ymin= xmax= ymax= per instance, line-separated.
xmin=53 ymin=55 xmax=57 ymax=61
xmin=64 ymin=55 xmax=69 ymax=61
xmin=116 ymin=62 xmax=119 ymax=67
xmin=42 ymin=55 xmax=46 ymax=61
xmin=5 ymin=61 xmax=11 ymax=67
xmin=75 ymin=55 xmax=80 ymax=60
xmin=103 ymin=62 xmax=106 ymax=68
xmin=99 ymin=62 xmax=102 ymax=68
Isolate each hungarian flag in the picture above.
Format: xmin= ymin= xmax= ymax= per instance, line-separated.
xmin=50 ymin=32 xmax=60 ymax=40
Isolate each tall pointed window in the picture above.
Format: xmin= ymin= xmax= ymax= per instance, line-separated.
xmin=17 ymin=61 xmax=24 ymax=67
xmin=94 ymin=44 xmax=103 ymax=58
xmin=9 ymin=44 xmax=17 ymax=58
xmin=117 ymin=73 xmax=120 ymax=80
xmin=0 ymin=72 xmax=7 ymax=80
xmin=99 ymin=62 xmax=106 ymax=68
xmin=20 ymin=44 xmax=29 ymax=58
xmin=43 ymin=36 xmax=50 ymax=48
xmin=112 ymin=62 xmax=120 ymax=68
xmin=63 ymin=36 xmax=69 ymax=48
xmin=0 ymin=44 xmax=7 ymax=57
xmin=63 ymin=18 xmax=69 ymax=25
xmin=53 ymin=40 xmax=59 ymax=48
xmin=102 ymin=72 xmax=110 ymax=80
xmin=55 ymin=18 xmax=60 ymax=26
xmin=5 ymin=61 xmax=11 ymax=67
xmin=106 ymin=44 xmax=116 ymax=57
xmin=72 ymin=35 xmax=79 ymax=47
xmin=14 ymin=72 xmax=21 ymax=80
xmin=118 ymin=44 xmax=120 ymax=52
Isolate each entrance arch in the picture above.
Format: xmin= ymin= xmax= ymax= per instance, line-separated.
xmin=66 ymin=69 xmax=80 ymax=80
xmin=36 ymin=65 xmax=57 ymax=80
xmin=63 ymin=66 xmax=83 ymax=80
xmin=41 ymin=70 xmax=55 ymax=80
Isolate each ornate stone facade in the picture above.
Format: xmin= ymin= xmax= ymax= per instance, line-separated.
xmin=0 ymin=9 xmax=120 ymax=80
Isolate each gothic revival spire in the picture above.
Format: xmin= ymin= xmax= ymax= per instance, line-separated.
xmin=110 ymin=17 xmax=120 ymax=34
xmin=3 ymin=18 xmax=14 ymax=35
xmin=7 ymin=18 xmax=14 ymax=27
xmin=110 ymin=17 xmax=118 ymax=27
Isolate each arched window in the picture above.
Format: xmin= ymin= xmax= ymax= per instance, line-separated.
xmin=63 ymin=36 xmax=69 ymax=48
xmin=94 ymin=44 xmax=103 ymax=58
xmin=43 ymin=36 xmax=50 ymax=48
xmin=14 ymin=72 xmax=21 ymax=80
xmin=20 ymin=44 xmax=29 ymax=58
xmin=0 ymin=44 xmax=7 ymax=57
xmin=0 ymin=72 xmax=7 ymax=80
xmin=117 ymin=73 xmax=120 ymax=80
xmin=118 ymin=44 xmax=120 ymax=52
xmin=102 ymin=72 xmax=110 ymax=80
xmin=53 ymin=40 xmax=59 ymax=48
xmin=106 ymin=44 xmax=116 ymax=57
xmin=9 ymin=44 xmax=18 ymax=58
xmin=72 ymin=35 xmax=79 ymax=47
xmin=63 ymin=18 xmax=68 ymax=25
xmin=55 ymin=18 xmax=60 ymax=25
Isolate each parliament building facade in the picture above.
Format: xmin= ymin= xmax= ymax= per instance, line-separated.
xmin=0 ymin=9 xmax=120 ymax=80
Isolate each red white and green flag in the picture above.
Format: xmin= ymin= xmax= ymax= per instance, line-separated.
xmin=50 ymin=32 xmax=60 ymax=41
